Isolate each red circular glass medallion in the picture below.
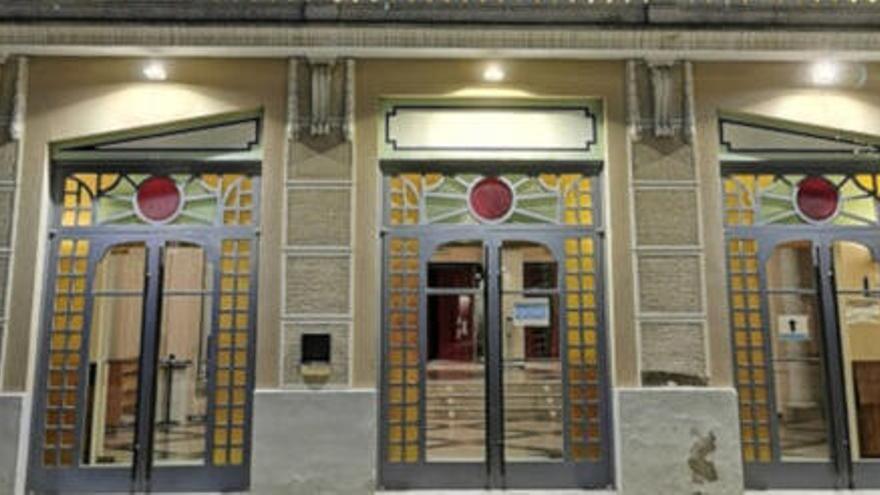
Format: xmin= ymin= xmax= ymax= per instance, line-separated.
xmin=136 ymin=176 xmax=181 ymax=222
xmin=469 ymin=176 xmax=514 ymax=222
xmin=796 ymin=176 xmax=839 ymax=222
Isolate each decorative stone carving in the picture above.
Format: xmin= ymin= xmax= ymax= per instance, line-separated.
xmin=627 ymin=59 xmax=693 ymax=140
xmin=287 ymin=57 xmax=354 ymax=141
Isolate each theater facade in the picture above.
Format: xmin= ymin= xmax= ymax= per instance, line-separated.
xmin=2 ymin=2 xmax=880 ymax=493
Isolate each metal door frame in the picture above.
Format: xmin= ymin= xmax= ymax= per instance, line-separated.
xmin=27 ymin=163 xmax=260 ymax=493
xmin=379 ymin=224 xmax=612 ymax=489
xmin=729 ymin=224 xmax=880 ymax=489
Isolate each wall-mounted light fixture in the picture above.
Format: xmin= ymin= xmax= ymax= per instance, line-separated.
xmin=142 ymin=60 xmax=167 ymax=81
xmin=809 ymin=60 xmax=867 ymax=88
xmin=483 ymin=63 xmax=505 ymax=82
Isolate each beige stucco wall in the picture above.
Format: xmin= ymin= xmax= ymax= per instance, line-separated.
xmin=694 ymin=61 xmax=880 ymax=387
xmin=353 ymin=59 xmax=637 ymax=388
xmin=4 ymin=57 xmax=287 ymax=391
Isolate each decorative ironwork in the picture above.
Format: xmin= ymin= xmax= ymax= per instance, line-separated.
xmin=388 ymin=173 xmax=593 ymax=226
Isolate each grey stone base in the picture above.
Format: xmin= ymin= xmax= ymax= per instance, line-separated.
xmin=251 ymin=389 xmax=376 ymax=495
xmin=0 ymin=394 xmax=22 ymax=495
xmin=617 ymin=387 xmax=743 ymax=495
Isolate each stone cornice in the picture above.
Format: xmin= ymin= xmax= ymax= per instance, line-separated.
xmin=4 ymin=24 xmax=880 ymax=60
xmin=3 ymin=1 xmax=880 ymax=26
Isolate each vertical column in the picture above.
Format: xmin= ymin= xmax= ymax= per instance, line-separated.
xmin=617 ymin=60 xmax=743 ymax=495
xmin=627 ymin=60 xmax=707 ymax=386
xmin=0 ymin=57 xmax=25 ymax=384
xmin=281 ymin=58 xmax=355 ymax=388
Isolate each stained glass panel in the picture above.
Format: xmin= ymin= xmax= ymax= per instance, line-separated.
xmin=60 ymin=172 xmax=256 ymax=228
xmin=724 ymin=173 xmax=880 ymax=227
xmin=387 ymin=173 xmax=594 ymax=226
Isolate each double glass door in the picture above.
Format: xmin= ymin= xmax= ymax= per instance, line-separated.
xmin=30 ymin=231 xmax=256 ymax=493
xmin=741 ymin=235 xmax=880 ymax=488
xmin=381 ymin=232 xmax=610 ymax=489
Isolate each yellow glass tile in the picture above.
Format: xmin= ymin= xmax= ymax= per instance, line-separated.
xmin=218 ymin=351 xmax=231 ymax=367
xmin=387 ymin=445 xmax=402 ymax=463
xmin=387 ymin=406 xmax=402 ymax=422
xmin=742 ymin=447 xmax=755 ymax=463
xmin=233 ymin=389 xmax=245 ymax=405
xmin=582 ymin=311 xmax=596 ymax=326
xmin=69 ymin=315 xmax=83 ymax=331
xmin=748 ymin=313 xmax=762 ymax=328
xmin=215 ymin=407 xmax=229 ymax=424
xmin=583 ymin=331 xmax=596 ymax=345
xmin=580 ymin=238 xmax=593 ymax=254
xmin=567 ymin=311 xmax=581 ymax=327
xmin=579 ymin=211 xmax=593 ymax=225
xmin=67 ymin=334 xmax=81 ymax=350
xmin=214 ymin=449 xmax=228 ymax=465
xmin=564 ymin=210 xmax=577 ymax=224
xmin=405 ymin=426 xmax=418 ymax=442
xmin=583 ymin=348 xmax=597 ymax=365
xmin=217 ymin=370 xmax=230 ymax=386
xmin=234 ymin=370 xmax=247 ymax=386
xmin=219 ymin=313 xmax=233 ymax=329
xmin=565 ymin=239 xmax=579 ymax=255
xmin=405 ymin=406 xmax=418 ymax=422
xmin=404 ymin=445 xmax=418 ymax=462
xmin=216 ymin=389 xmax=229 ymax=405
xmin=566 ymin=275 xmax=579 ymax=291
xmin=390 ymin=211 xmax=403 ymax=225
xmin=568 ymin=349 xmax=582 ymax=365
xmin=230 ymin=449 xmax=244 ymax=465
xmin=231 ymin=427 xmax=244 ymax=444
xmin=758 ymin=446 xmax=771 ymax=462
xmin=751 ymin=350 xmax=765 ymax=364
xmin=406 ymin=369 xmax=418 ymax=384
xmin=236 ymin=295 xmax=249 ymax=311
xmin=581 ymin=257 xmax=594 ymax=272
xmin=582 ymin=293 xmax=595 ymax=308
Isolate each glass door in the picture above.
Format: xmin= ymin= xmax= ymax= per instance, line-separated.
xmin=380 ymin=232 xmax=610 ymax=489
xmin=830 ymin=239 xmax=880 ymax=487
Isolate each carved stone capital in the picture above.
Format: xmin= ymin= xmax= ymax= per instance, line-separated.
xmin=627 ymin=59 xmax=693 ymax=141
xmin=287 ymin=57 xmax=355 ymax=142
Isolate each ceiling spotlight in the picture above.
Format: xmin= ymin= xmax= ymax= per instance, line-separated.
xmin=810 ymin=60 xmax=841 ymax=86
xmin=142 ymin=61 xmax=167 ymax=81
xmin=483 ymin=64 xmax=505 ymax=82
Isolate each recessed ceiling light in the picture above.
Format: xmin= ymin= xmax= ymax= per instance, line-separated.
xmin=143 ymin=61 xmax=167 ymax=81
xmin=810 ymin=60 xmax=841 ymax=86
xmin=483 ymin=64 xmax=505 ymax=82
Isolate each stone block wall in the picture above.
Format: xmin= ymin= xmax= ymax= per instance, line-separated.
xmin=627 ymin=60 xmax=710 ymax=386
xmin=0 ymin=58 xmax=24 ymax=377
xmin=281 ymin=59 xmax=355 ymax=388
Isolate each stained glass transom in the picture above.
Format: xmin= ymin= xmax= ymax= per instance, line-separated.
xmin=387 ymin=173 xmax=594 ymax=226
xmin=60 ymin=172 xmax=255 ymax=227
xmin=724 ymin=173 xmax=880 ymax=227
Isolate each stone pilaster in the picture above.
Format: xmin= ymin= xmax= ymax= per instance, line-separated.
xmin=620 ymin=59 xmax=742 ymax=495
xmin=627 ymin=59 xmax=709 ymax=386
xmin=0 ymin=56 xmax=25 ymax=382
xmin=281 ymin=58 xmax=355 ymax=387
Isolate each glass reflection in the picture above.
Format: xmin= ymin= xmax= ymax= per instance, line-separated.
xmin=425 ymin=241 xmax=486 ymax=461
